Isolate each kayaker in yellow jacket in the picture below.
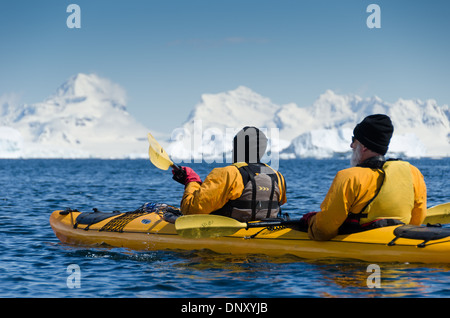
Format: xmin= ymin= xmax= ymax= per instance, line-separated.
xmin=172 ymin=126 xmax=287 ymax=222
xmin=301 ymin=114 xmax=427 ymax=241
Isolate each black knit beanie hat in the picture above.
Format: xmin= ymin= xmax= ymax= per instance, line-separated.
xmin=233 ymin=126 xmax=268 ymax=163
xmin=353 ymin=114 xmax=394 ymax=155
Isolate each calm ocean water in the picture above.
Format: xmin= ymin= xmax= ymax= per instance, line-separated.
xmin=0 ymin=158 xmax=449 ymax=298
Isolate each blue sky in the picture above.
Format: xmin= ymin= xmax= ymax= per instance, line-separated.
xmin=1 ymin=0 xmax=449 ymax=133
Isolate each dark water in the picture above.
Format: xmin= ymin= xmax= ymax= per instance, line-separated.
xmin=0 ymin=158 xmax=449 ymax=298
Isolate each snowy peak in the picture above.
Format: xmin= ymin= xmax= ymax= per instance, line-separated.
xmin=53 ymin=73 xmax=127 ymax=108
xmin=309 ymin=90 xmax=356 ymax=128
xmin=1 ymin=74 xmax=129 ymax=126
xmin=48 ymin=73 xmax=128 ymax=116
xmin=0 ymin=73 xmax=149 ymax=158
xmin=185 ymin=86 xmax=280 ymax=130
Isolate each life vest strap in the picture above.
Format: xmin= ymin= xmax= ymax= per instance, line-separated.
xmin=242 ymin=165 xmax=258 ymax=221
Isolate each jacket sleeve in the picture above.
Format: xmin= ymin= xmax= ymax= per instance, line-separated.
xmin=409 ymin=165 xmax=427 ymax=225
xmin=180 ymin=166 xmax=245 ymax=215
xmin=308 ymin=170 xmax=358 ymax=241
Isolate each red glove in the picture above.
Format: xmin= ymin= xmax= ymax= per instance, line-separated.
xmin=299 ymin=211 xmax=319 ymax=228
xmin=172 ymin=166 xmax=202 ymax=186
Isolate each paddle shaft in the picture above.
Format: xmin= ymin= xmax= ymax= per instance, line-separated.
xmin=172 ymin=163 xmax=182 ymax=171
xmin=246 ymin=219 xmax=302 ymax=229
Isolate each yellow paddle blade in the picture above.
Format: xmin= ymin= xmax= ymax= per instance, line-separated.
xmin=175 ymin=215 xmax=247 ymax=238
xmin=147 ymin=132 xmax=173 ymax=170
xmin=424 ymin=202 xmax=450 ymax=224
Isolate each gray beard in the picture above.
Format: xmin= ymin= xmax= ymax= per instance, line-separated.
xmin=350 ymin=144 xmax=363 ymax=167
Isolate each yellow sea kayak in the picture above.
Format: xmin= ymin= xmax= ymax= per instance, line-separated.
xmin=49 ymin=206 xmax=450 ymax=264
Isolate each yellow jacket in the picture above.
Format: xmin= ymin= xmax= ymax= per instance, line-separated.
xmin=181 ymin=165 xmax=287 ymax=215
xmin=308 ymin=161 xmax=427 ymax=241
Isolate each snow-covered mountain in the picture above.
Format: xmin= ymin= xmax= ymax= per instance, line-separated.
xmin=0 ymin=73 xmax=150 ymax=158
xmin=1 ymin=74 xmax=448 ymax=160
xmin=168 ymin=87 xmax=449 ymax=161
xmin=167 ymin=86 xmax=293 ymax=163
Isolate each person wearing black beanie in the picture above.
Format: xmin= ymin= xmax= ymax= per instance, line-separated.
xmin=353 ymin=114 xmax=394 ymax=156
xmin=349 ymin=114 xmax=394 ymax=167
xmin=301 ymin=114 xmax=427 ymax=241
xmin=232 ymin=126 xmax=268 ymax=164
xmin=173 ymin=126 xmax=287 ymax=223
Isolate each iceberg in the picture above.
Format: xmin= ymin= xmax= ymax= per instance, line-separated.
xmin=284 ymin=128 xmax=353 ymax=159
xmin=0 ymin=127 xmax=23 ymax=158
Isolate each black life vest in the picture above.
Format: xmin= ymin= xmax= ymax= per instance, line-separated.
xmin=212 ymin=162 xmax=285 ymax=222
